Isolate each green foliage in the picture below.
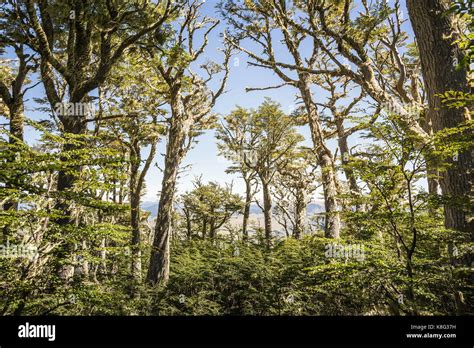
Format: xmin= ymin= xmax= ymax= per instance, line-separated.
xmin=147 ymin=231 xmax=470 ymax=315
xmin=1 ymin=0 xmax=473 ymax=319
xmin=1 ymin=115 xmax=471 ymax=316
xmin=0 ymin=120 xmax=136 ymax=315
xmin=180 ymin=179 xmax=244 ymax=239
xmin=447 ymin=0 xmax=474 ymax=68
xmin=439 ymin=91 xmax=474 ymax=109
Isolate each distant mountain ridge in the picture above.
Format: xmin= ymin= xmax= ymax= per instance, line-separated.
xmin=140 ymin=201 xmax=324 ymax=217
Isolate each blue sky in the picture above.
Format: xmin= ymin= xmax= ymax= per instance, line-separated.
xmin=151 ymin=0 xmax=413 ymax=201
xmin=127 ymin=0 xmax=327 ymax=200
xmin=1 ymin=0 xmax=415 ymax=203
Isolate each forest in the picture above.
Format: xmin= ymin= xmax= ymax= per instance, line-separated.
xmin=0 ymin=0 xmax=472 ymax=316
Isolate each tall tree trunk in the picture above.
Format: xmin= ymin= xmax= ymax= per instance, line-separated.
xmin=407 ymin=0 xmax=473 ymax=235
xmin=3 ymin=103 xmax=24 ymax=213
xmin=147 ymin=97 xmax=186 ymax=285
xmin=319 ymin=151 xmax=341 ymax=238
xmin=209 ymin=217 xmax=217 ymax=239
xmin=99 ymin=237 xmax=107 ymax=279
xmin=1 ymin=45 xmax=30 ymax=215
xmin=56 ymin=101 xmax=88 ymax=221
xmin=129 ymin=147 xmax=142 ymax=282
xmin=336 ymin=118 xmax=361 ymax=197
xmin=202 ymin=218 xmax=207 ymax=238
xmin=293 ymin=187 xmax=306 ymax=239
xmin=54 ymin=101 xmax=88 ymax=280
xmin=8 ymin=103 xmax=24 ymax=144
xmin=423 ymin=111 xmax=441 ymax=196
xmin=184 ymin=208 xmax=192 ymax=239
xmin=298 ymin=77 xmax=341 ymax=238
xmin=78 ymin=240 xmax=89 ymax=279
xmin=338 ymin=133 xmax=364 ymax=212
xmin=242 ymin=178 xmax=252 ymax=240
xmin=261 ymin=180 xmax=272 ymax=248
xmin=2 ymin=104 xmax=24 ymax=241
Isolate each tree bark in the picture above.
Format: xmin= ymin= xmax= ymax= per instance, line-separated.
xmin=129 ymin=143 xmax=142 ymax=282
xmin=209 ymin=216 xmax=217 ymax=239
xmin=336 ymin=118 xmax=361 ymax=197
xmin=293 ymin=187 xmax=306 ymax=239
xmin=261 ymin=180 xmax=273 ymax=248
xmin=202 ymin=218 xmax=207 ymax=239
xmin=242 ymin=177 xmax=252 ymax=240
xmin=407 ymin=0 xmax=473 ymax=235
xmin=147 ymin=96 xmax=186 ymax=285
xmin=319 ymin=150 xmax=341 ymax=238
xmin=3 ymin=103 xmax=23 ymax=213
xmin=298 ymin=76 xmax=340 ymax=238
xmin=184 ymin=208 xmax=192 ymax=239
xmin=55 ymin=97 xmax=88 ymax=225
xmin=54 ymin=101 xmax=88 ymax=280
xmin=0 ymin=46 xmax=29 ymax=214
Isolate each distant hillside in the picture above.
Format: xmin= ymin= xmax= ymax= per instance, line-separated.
xmin=140 ymin=201 xmax=324 ymax=217
xmin=141 ymin=201 xmax=159 ymax=216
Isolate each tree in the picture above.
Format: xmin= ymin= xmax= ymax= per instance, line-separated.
xmin=6 ymin=0 xmax=176 ymax=225
xmin=180 ymin=179 xmax=243 ymax=239
xmin=2 ymin=0 xmax=178 ymax=280
xmin=146 ymin=0 xmax=232 ymax=285
xmin=100 ymin=52 xmax=166 ymax=282
xmin=249 ymin=0 xmax=470 ymax=233
xmin=0 ymin=45 xmax=37 ymax=212
xmin=311 ymin=64 xmax=371 ymax=208
xmin=0 ymin=119 xmax=130 ymax=313
xmin=221 ymin=0 xmax=344 ymax=238
xmin=216 ymin=107 xmax=259 ymax=241
xmin=407 ymin=0 xmax=473 ymax=235
xmin=346 ymin=113 xmax=471 ymax=314
xmin=272 ymin=148 xmax=318 ymax=239
xmin=286 ymin=0 xmax=429 ymax=139
xmin=229 ymin=100 xmax=304 ymax=247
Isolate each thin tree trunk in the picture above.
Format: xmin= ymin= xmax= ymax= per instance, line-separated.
xmin=427 ymin=166 xmax=440 ymax=196
xmin=4 ymin=104 xmax=24 ymax=213
xmin=202 ymin=218 xmax=207 ymax=238
xmin=99 ymin=237 xmax=107 ymax=278
xmin=128 ymin=131 xmax=157 ymax=282
xmin=130 ymin=149 xmax=142 ymax=282
xmin=262 ymin=180 xmax=272 ymax=248
xmin=184 ymin=208 xmax=192 ymax=239
xmin=336 ymin=118 xmax=361 ymax=197
xmin=209 ymin=217 xmax=217 ymax=239
xmin=79 ymin=240 xmax=89 ymax=279
xmin=277 ymin=25 xmax=341 ymax=239
xmin=1 ymin=46 xmax=30 ymax=216
xmin=319 ymin=151 xmax=341 ymax=238
xmin=293 ymin=187 xmax=306 ymax=239
xmin=242 ymin=178 xmax=252 ymax=240
xmin=407 ymin=0 xmax=473 ymax=235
